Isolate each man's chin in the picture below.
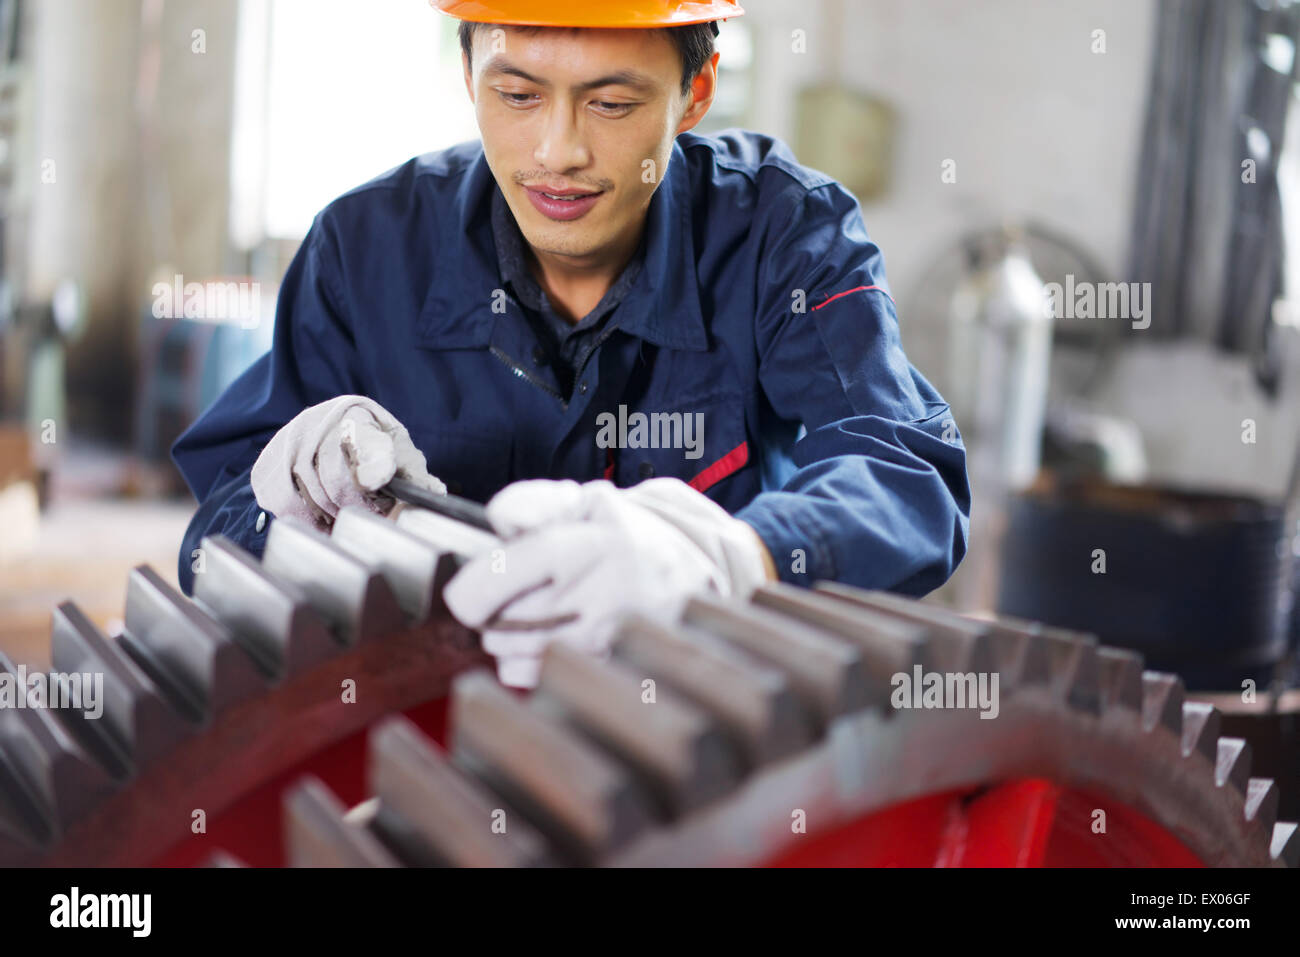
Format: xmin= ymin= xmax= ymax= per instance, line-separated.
xmin=522 ymin=228 xmax=609 ymax=262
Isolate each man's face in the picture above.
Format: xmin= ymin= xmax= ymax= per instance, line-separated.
xmin=464 ymin=26 xmax=714 ymax=266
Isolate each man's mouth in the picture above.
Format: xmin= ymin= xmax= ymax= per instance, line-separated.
xmin=524 ymin=185 xmax=605 ymax=221
xmin=528 ymin=185 xmax=602 ymax=199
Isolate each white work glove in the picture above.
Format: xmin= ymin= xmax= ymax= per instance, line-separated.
xmin=250 ymin=395 xmax=446 ymax=529
xmin=443 ymin=477 xmax=771 ymax=689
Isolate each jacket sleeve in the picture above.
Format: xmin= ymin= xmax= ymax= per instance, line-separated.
xmin=170 ymin=213 xmax=363 ymax=595
xmin=735 ymin=182 xmax=971 ymax=596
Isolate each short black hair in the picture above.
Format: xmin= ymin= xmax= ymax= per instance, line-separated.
xmin=458 ymin=20 xmax=718 ymax=96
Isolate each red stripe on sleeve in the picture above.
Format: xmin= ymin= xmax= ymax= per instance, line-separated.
xmin=810 ymin=284 xmax=895 ymax=311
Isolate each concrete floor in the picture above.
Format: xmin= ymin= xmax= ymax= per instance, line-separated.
xmin=0 ymin=499 xmax=194 ymax=669
xmin=0 ymin=442 xmax=194 ymax=670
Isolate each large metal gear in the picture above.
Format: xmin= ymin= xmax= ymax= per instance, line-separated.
xmin=1 ymin=497 xmax=1295 ymax=868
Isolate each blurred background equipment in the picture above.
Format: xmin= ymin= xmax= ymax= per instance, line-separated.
xmin=793 ymin=0 xmax=897 ymax=203
xmin=988 ymin=0 xmax=1300 ymax=698
xmin=1129 ymin=0 xmax=1298 ymax=368
xmin=903 ymin=223 xmax=1121 ymax=611
xmin=999 ymin=478 xmax=1294 ymax=690
xmin=939 ymin=228 xmax=1054 ymax=611
xmin=0 ymin=423 xmax=37 ymax=559
xmin=132 ymin=273 xmax=275 ymax=469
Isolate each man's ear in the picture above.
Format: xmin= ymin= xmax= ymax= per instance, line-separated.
xmin=675 ymin=50 xmax=720 ymax=136
xmin=462 ymin=49 xmax=475 ymax=103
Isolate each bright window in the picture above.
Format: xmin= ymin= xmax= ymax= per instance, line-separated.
xmin=230 ymin=0 xmax=478 ymax=244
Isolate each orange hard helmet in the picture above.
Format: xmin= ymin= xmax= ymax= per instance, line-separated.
xmin=430 ymin=0 xmax=744 ymax=29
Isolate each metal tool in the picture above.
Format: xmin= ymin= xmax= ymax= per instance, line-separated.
xmin=383 ymin=477 xmax=494 ymax=532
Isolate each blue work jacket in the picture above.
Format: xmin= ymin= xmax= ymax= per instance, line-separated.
xmin=172 ymin=130 xmax=970 ymax=598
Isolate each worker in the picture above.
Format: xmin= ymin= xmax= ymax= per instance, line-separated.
xmin=172 ymin=0 xmax=971 ymax=688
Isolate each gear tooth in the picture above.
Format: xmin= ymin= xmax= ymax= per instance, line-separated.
xmin=1039 ymin=628 xmax=1101 ymax=714
xmin=394 ymin=498 xmax=500 ymax=560
xmin=283 ymin=775 xmax=399 ymax=867
xmin=534 ymin=641 xmax=744 ymax=815
xmin=810 ymin=583 xmax=996 ymax=675
xmin=125 ymin=565 xmax=265 ymax=719
xmin=329 ymin=509 xmax=447 ymax=623
xmin=681 ymin=595 xmax=871 ymax=725
xmin=614 ymin=615 xmax=815 ymax=767
xmin=0 ymin=767 xmax=49 ymax=864
xmin=193 ymin=535 xmax=340 ymax=680
xmin=262 ymin=517 xmax=408 ymax=644
xmin=1215 ymin=737 xmax=1252 ymax=794
xmin=1096 ymin=648 xmax=1143 ymax=711
xmin=201 ymin=849 xmax=247 ymax=868
xmin=1179 ymin=702 xmax=1220 ymax=761
xmin=0 ymin=650 xmax=118 ymax=832
xmin=450 ymin=668 xmax=658 ymax=862
xmin=1140 ymin=672 xmax=1184 ymax=735
xmin=368 ymin=715 xmax=553 ymax=867
xmin=985 ymin=622 xmax=1051 ymax=688
xmin=1272 ymin=822 xmax=1300 ymax=866
xmin=749 ymin=583 xmax=930 ymax=709
xmin=1245 ymin=778 xmax=1279 ymax=833
xmin=52 ymin=601 xmax=194 ymax=772
xmin=961 ymin=633 xmax=997 ymax=677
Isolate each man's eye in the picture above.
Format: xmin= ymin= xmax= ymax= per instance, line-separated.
xmin=499 ymin=91 xmax=537 ymax=107
xmin=593 ymin=101 xmax=634 ymax=116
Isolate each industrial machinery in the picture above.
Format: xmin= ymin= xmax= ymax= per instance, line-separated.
xmin=0 ymin=494 xmax=1295 ymax=868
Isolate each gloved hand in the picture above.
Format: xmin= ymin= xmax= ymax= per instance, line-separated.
xmin=443 ymin=477 xmax=772 ymax=688
xmin=250 ymin=395 xmax=446 ymax=529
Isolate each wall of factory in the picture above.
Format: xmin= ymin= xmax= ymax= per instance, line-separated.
xmin=737 ymin=0 xmax=1300 ymax=500
xmin=740 ymin=0 xmax=1155 ymax=304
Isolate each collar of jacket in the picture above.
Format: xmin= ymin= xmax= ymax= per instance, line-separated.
xmin=417 ymin=139 xmax=708 ymax=353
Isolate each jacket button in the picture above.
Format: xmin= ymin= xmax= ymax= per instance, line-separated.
xmin=532 ymin=345 xmax=546 ymax=366
xmin=579 ymin=382 xmax=588 ymax=394
xmin=638 ymin=462 xmax=655 ymax=479
xmin=255 ymin=511 xmax=267 ymax=533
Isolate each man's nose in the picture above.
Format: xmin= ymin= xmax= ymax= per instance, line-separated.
xmin=534 ymin=104 xmax=591 ymax=174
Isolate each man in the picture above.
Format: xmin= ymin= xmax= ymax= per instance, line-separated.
xmin=172 ymin=0 xmax=970 ymax=688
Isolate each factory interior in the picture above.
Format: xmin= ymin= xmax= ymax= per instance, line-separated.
xmin=0 ymin=0 xmax=1298 ymax=874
